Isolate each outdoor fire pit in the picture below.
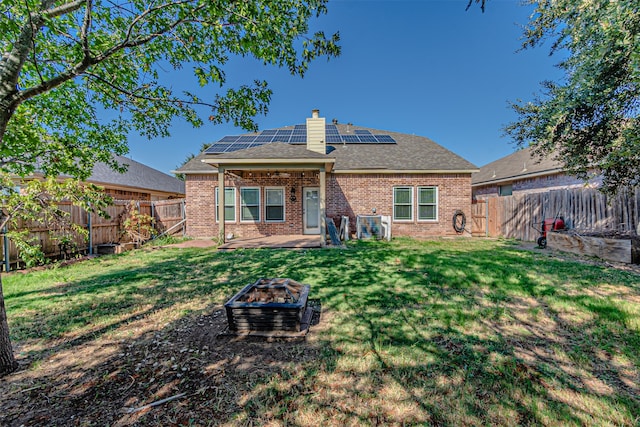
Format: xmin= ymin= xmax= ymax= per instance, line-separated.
xmin=224 ymin=278 xmax=310 ymax=333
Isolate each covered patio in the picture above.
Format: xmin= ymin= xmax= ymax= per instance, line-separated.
xmin=202 ymin=143 xmax=335 ymax=245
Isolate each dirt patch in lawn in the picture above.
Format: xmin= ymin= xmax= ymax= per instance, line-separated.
xmin=512 ymin=240 xmax=640 ymax=276
xmin=0 ymin=304 xmax=328 ymax=426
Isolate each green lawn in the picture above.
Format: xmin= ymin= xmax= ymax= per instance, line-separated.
xmin=2 ymin=238 xmax=640 ymax=426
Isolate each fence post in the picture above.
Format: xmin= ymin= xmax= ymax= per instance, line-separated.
xmin=87 ymin=207 xmax=93 ymax=255
xmin=181 ymin=199 xmax=186 ymax=237
xmin=484 ymin=201 xmax=489 ymax=237
xmin=2 ymin=225 xmax=9 ymax=273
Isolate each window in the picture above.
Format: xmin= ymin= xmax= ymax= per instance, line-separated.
xmin=418 ymin=186 xmax=438 ymax=221
xmin=499 ymin=184 xmax=513 ymax=197
xmin=265 ymin=188 xmax=285 ymax=222
xmin=215 ymin=187 xmax=236 ymax=222
xmin=240 ymin=188 xmax=260 ymax=222
xmin=393 ymin=187 xmax=413 ymax=221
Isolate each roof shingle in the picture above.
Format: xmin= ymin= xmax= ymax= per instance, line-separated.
xmin=472 ymin=146 xmax=562 ymax=186
xmin=174 ymin=123 xmax=477 ymax=173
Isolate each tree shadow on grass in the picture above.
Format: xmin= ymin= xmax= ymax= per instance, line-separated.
xmin=1 ymin=240 xmax=640 ymax=426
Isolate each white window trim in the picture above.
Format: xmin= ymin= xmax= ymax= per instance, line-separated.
xmin=240 ymin=187 xmax=261 ymax=223
xmin=393 ymin=186 xmax=414 ymax=222
xmin=417 ymin=186 xmax=438 ymax=222
xmin=215 ymin=187 xmax=236 ymax=223
xmin=265 ymin=187 xmax=286 ymax=223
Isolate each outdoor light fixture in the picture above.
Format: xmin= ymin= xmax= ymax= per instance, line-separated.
xmin=290 ymin=187 xmax=297 ymax=202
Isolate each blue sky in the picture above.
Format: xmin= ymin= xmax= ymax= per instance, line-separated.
xmin=125 ymin=0 xmax=563 ymax=175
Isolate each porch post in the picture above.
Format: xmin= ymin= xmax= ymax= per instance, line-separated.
xmin=218 ymin=167 xmax=225 ymax=244
xmin=319 ymin=166 xmax=326 ymax=246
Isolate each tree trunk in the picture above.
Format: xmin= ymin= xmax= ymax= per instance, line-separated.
xmin=0 ymin=276 xmax=17 ymax=377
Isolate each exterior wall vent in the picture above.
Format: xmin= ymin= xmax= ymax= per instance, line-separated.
xmin=306 ymin=109 xmax=326 ymax=154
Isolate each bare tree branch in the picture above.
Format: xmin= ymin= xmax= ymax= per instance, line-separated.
xmin=41 ymin=0 xmax=86 ymax=19
xmin=80 ymin=0 xmax=93 ymax=59
xmin=84 ymin=71 xmax=217 ymax=108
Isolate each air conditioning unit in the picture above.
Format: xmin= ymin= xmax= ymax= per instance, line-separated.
xmin=356 ymin=215 xmax=391 ymax=241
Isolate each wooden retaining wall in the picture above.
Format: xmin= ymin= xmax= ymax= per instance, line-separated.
xmin=472 ymin=188 xmax=640 ymax=241
xmin=1 ymin=199 xmax=185 ymax=270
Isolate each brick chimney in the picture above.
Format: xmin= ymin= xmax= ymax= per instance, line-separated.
xmin=306 ymin=109 xmax=326 ymax=154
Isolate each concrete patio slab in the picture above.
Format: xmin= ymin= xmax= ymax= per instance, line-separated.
xmin=218 ymin=235 xmax=322 ymax=250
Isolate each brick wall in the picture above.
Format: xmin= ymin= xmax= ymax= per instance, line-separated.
xmin=185 ymin=172 xmax=319 ymax=239
xmin=328 ymin=173 xmax=472 ymax=237
xmin=185 ymin=172 xmax=473 ymax=239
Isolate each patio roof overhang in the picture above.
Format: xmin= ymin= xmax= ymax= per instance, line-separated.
xmin=201 ymin=157 xmax=335 ymax=173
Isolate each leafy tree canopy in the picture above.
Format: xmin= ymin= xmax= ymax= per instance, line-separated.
xmin=505 ymin=0 xmax=640 ymax=195
xmin=0 ymin=0 xmax=340 ymax=181
xmin=0 ymin=0 xmax=339 ymax=376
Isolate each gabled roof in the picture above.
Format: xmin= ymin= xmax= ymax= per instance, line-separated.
xmin=472 ymin=146 xmax=562 ymax=186
xmin=175 ymin=122 xmax=477 ymax=174
xmin=330 ymin=125 xmax=475 ymax=172
xmin=89 ymin=155 xmax=185 ymax=195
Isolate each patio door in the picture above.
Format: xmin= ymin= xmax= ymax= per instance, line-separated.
xmin=303 ymin=187 xmax=321 ymax=234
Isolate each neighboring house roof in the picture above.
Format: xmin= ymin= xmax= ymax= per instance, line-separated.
xmin=472 ymin=146 xmax=562 ymax=187
xmin=174 ymin=123 xmax=477 ymax=174
xmin=88 ymin=155 xmax=185 ymax=195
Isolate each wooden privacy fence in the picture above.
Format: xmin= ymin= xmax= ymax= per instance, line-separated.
xmin=472 ymin=188 xmax=640 ymax=242
xmin=2 ymin=198 xmax=185 ymax=271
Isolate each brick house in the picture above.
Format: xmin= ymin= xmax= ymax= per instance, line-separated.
xmin=472 ymin=146 xmax=601 ymax=200
xmin=175 ymin=110 xmax=477 ymax=242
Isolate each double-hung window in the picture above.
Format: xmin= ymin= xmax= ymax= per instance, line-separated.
xmin=417 ymin=186 xmax=438 ymax=221
xmin=215 ymin=187 xmax=236 ymax=222
xmin=393 ymin=187 xmax=413 ymax=221
xmin=240 ymin=188 xmax=260 ymax=222
xmin=265 ymin=188 xmax=285 ymax=222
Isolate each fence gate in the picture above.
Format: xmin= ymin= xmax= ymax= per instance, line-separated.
xmin=471 ymin=200 xmax=487 ymax=236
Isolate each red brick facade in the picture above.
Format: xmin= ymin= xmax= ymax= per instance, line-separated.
xmin=185 ymin=171 xmax=473 ymax=239
xmin=328 ymin=173 xmax=472 ymax=237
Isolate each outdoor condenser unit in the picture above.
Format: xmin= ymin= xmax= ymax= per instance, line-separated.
xmin=356 ymin=215 xmax=391 ymax=241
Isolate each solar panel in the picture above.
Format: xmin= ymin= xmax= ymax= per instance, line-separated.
xmin=341 ymin=135 xmax=360 ymax=143
xmin=357 ymin=135 xmax=378 ymax=142
xmin=207 ymin=124 xmax=398 ymax=154
xmin=374 ymin=135 xmax=396 ymax=143
xmin=289 ymin=135 xmax=307 ymax=143
xmin=218 ymin=136 xmax=240 ymax=143
xmin=205 ymin=144 xmax=233 ymax=153
xmin=273 ymin=130 xmax=292 ymax=143
xmin=325 ymin=124 xmax=339 ymax=134
xmin=227 ymin=143 xmax=251 ymax=152
xmin=255 ymin=134 xmax=275 ymax=143
xmin=237 ymin=135 xmax=257 ymax=143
